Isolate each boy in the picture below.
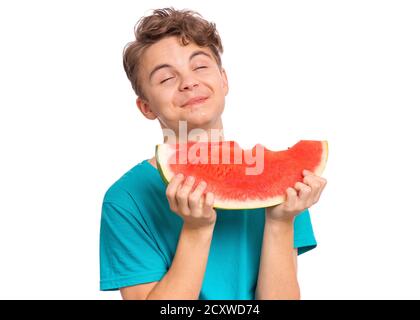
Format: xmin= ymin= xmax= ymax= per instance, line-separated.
xmin=100 ymin=7 xmax=327 ymax=300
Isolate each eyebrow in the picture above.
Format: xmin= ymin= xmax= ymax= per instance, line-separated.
xmin=148 ymin=50 xmax=213 ymax=82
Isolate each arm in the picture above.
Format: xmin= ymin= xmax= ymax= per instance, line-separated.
xmin=256 ymin=169 xmax=327 ymax=300
xmin=121 ymin=224 xmax=214 ymax=300
xmin=148 ymin=224 xmax=214 ymax=299
xmin=121 ymin=174 xmax=216 ymax=300
xmin=255 ymin=218 xmax=300 ymax=300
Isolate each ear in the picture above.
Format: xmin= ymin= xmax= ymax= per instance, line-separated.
xmin=221 ymin=68 xmax=229 ymax=96
xmin=136 ymin=97 xmax=157 ymax=120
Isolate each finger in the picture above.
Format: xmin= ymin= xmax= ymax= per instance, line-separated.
xmin=303 ymin=174 xmax=322 ymax=202
xmin=284 ymin=187 xmax=298 ymax=210
xmin=294 ymin=181 xmax=312 ymax=208
xmin=314 ymin=178 xmax=327 ymax=203
xmin=189 ymin=180 xmax=207 ymax=215
xmin=205 ymin=191 xmax=215 ymax=208
xmin=304 ymin=173 xmax=327 ymax=203
xmin=303 ymin=169 xmax=327 ymax=203
xmin=166 ymin=173 xmax=185 ymax=212
xmin=203 ymin=192 xmax=215 ymax=217
xmin=303 ymin=169 xmax=314 ymax=177
xmin=176 ymin=176 xmax=196 ymax=215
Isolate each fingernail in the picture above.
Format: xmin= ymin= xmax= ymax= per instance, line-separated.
xmin=187 ymin=176 xmax=195 ymax=183
xmin=177 ymin=173 xmax=184 ymax=179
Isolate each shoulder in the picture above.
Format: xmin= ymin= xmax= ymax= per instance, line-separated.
xmin=102 ymin=160 xmax=164 ymax=216
xmin=102 ymin=160 xmax=161 ymax=207
xmin=102 ymin=160 xmax=158 ymax=221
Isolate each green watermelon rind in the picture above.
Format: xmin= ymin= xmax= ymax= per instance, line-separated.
xmin=155 ymin=140 xmax=328 ymax=210
xmin=155 ymin=144 xmax=170 ymax=185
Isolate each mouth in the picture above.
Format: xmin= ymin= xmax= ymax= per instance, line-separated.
xmin=181 ymin=96 xmax=209 ymax=108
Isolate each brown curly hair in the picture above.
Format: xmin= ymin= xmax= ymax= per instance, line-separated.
xmin=123 ymin=7 xmax=224 ymax=100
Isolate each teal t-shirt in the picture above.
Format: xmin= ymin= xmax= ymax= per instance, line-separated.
xmin=100 ymin=160 xmax=317 ymax=299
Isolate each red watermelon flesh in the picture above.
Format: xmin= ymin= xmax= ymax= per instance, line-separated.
xmin=156 ymin=140 xmax=328 ymax=209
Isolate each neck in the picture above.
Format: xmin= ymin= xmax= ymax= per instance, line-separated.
xmin=149 ymin=120 xmax=224 ymax=169
xmin=162 ymin=119 xmax=225 ymax=144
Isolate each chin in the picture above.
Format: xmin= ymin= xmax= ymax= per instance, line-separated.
xmin=178 ymin=100 xmax=223 ymax=128
xmin=186 ymin=116 xmax=214 ymax=129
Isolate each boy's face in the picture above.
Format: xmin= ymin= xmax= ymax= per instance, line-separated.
xmin=136 ymin=36 xmax=229 ymax=135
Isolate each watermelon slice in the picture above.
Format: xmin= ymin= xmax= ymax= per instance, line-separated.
xmin=156 ymin=140 xmax=328 ymax=209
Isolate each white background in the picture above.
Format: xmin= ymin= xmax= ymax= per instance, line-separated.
xmin=0 ymin=0 xmax=419 ymax=299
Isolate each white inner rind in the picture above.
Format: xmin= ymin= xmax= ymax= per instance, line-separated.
xmin=157 ymin=141 xmax=329 ymax=210
xmin=213 ymin=195 xmax=286 ymax=210
xmin=156 ymin=144 xmax=177 ymax=184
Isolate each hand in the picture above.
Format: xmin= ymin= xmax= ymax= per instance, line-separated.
xmin=266 ymin=170 xmax=327 ymax=223
xmin=166 ymin=173 xmax=217 ymax=230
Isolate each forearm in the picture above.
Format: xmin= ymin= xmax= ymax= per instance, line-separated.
xmin=255 ymin=218 xmax=300 ymax=300
xmin=146 ymin=224 xmax=214 ymax=300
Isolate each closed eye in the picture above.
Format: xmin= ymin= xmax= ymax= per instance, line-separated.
xmin=160 ymin=66 xmax=207 ymax=84
xmin=160 ymin=77 xmax=174 ymax=84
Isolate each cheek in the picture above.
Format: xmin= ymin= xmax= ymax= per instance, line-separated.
xmin=149 ymin=88 xmax=173 ymax=104
xmin=202 ymin=77 xmax=223 ymax=95
xmin=146 ymin=91 xmax=176 ymax=117
xmin=214 ymin=75 xmax=227 ymax=92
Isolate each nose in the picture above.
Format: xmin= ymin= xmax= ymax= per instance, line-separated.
xmin=179 ymin=75 xmax=199 ymax=91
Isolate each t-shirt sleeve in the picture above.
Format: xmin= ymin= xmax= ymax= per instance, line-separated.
xmin=100 ymin=191 xmax=168 ymax=291
xmin=293 ymin=208 xmax=317 ymax=255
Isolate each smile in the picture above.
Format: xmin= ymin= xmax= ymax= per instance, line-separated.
xmin=182 ymin=97 xmax=208 ymax=108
